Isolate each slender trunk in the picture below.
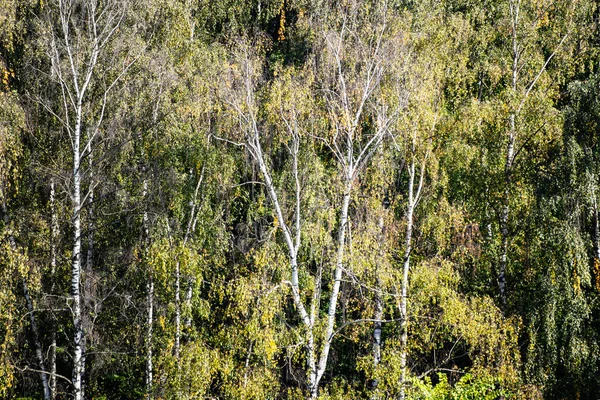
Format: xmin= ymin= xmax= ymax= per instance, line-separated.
xmin=80 ymin=147 xmax=93 ymax=400
xmin=398 ymin=203 xmax=413 ymax=400
xmin=1 ymin=185 xmax=52 ymax=399
xmin=53 ymin=2 xmax=126 ymax=397
xmin=174 ymin=260 xmax=181 ymax=362
xmin=50 ymin=324 xmax=56 ymax=398
xmin=243 ymin=341 xmax=253 ymax=388
xmin=499 ymin=0 xmax=520 ymax=310
xmin=306 ymin=327 xmax=317 ymax=399
xmin=372 ymin=282 xmax=383 ymax=368
xmin=146 ymin=278 xmax=154 ymax=399
xmin=255 ymin=144 xmax=299 ymax=288
xmin=313 ymin=180 xmax=352 ymax=397
xmin=371 ymin=215 xmax=384 ymax=398
xmin=86 ymin=148 xmax=94 ymax=278
xmin=306 ymin=259 xmax=322 ymax=398
xmin=184 ymin=280 xmax=194 ymax=330
xmin=252 ymin=134 xmax=308 ymax=320
xmin=183 ymin=170 xmax=204 ymax=331
xmin=72 ymin=105 xmax=84 ymax=400
xmin=499 ymin=112 xmax=515 ymax=309
xmin=50 ymin=178 xmax=58 ymax=399
xmin=251 ymin=134 xmax=316 ymax=395
xmin=371 ymin=277 xmax=383 ymax=398
xmin=142 ymin=179 xmax=153 ymax=399
xmin=399 ymin=155 xmax=424 ymax=400
xmin=23 ymin=280 xmax=52 ymax=400
xmin=86 ymin=150 xmax=94 ymax=273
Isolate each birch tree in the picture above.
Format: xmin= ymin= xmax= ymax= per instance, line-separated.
xmin=37 ymin=1 xmax=134 ymax=397
xmin=390 ymin=43 xmax=441 ymax=400
xmin=218 ymin=3 xmax=402 ymax=396
xmin=496 ymin=0 xmax=570 ymax=308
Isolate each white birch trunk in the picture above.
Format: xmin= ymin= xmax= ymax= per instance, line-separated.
xmin=86 ymin=147 xmax=94 ymax=277
xmin=398 ymin=154 xmax=426 ymax=400
xmin=50 ymin=178 xmax=58 ymax=399
xmin=71 ymin=102 xmax=85 ymax=400
xmin=223 ymin=32 xmax=389 ymax=396
xmin=174 ymin=260 xmax=181 ymax=363
xmin=49 ymin=2 xmax=129 ymax=398
xmin=499 ymin=1 xmax=520 ymax=309
xmin=184 ymin=281 xmax=193 ymax=329
xmin=370 ymin=215 xmax=384 ymax=398
xmin=312 ymin=180 xmax=352 ymax=398
xmin=498 ymin=1 xmax=566 ymax=308
xmin=142 ymin=179 xmax=153 ymax=399
xmin=183 ymin=169 xmax=204 ymax=331
xmin=499 ymin=113 xmax=514 ymax=308
xmin=398 ymin=168 xmax=414 ymax=400
xmin=248 ymin=123 xmax=316 ymax=394
xmin=80 ymin=146 xmax=94 ymax=400
xmin=146 ymin=279 xmax=154 ymax=399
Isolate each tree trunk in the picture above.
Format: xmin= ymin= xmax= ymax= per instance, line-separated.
xmin=146 ymin=278 xmax=154 ymax=399
xmin=373 ymin=279 xmax=383 ymax=368
xmin=183 ymin=169 xmax=204 ymax=333
xmin=398 ymin=155 xmax=425 ymax=400
xmin=142 ymin=179 xmax=153 ymax=399
xmin=498 ymin=0 xmax=522 ymax=310
xmin=81 ymin=146 xmax=94 ymax=400
xmin=50 ymin=178 xmax=58 ymax=399
xmin=174 ymin=260 xmax=181 ymax=363
xmin=371 ymin=215 xmax=384 ymax=398
xmin=23 ymin=280 xmax=52 ymax=400
xmin=184 ymin=279 xmax=194 ymax=330
xmin=71 ymin=105 xmax=85 ymax=400
xmin=398 ymin=204 xmax=413 ymax=400
xmin=499 ymin=111 xmax=515 ymax=309
xmin=314 ymin=180 xmax=352 ymax=395
xmin=250 ymin=133 xmax=317 ymax=395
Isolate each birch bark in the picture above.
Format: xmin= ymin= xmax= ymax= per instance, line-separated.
xmin=398 ymin=154 xmax=425 ymax=400
xmin=219 ymin=6 xmax=393 ymax=395
xmin=142 ymin=178 xmax=153 ymax=399
xmin=370 ymin=215 xmax=385 ymax=398
xmin=498 ymin=0 xmax=567 ymax=308
xmin=49 ymin=178 xmax=58 ymax=399
xmin=46 ymin=1 xmax=129 ymax=396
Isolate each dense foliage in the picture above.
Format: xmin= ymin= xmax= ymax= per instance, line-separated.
xmin=1 ymin=0 xmax=599 ymax=399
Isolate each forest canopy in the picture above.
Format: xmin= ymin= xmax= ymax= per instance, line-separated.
xmin=1 ymin=0 xmax=599 ymax=399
